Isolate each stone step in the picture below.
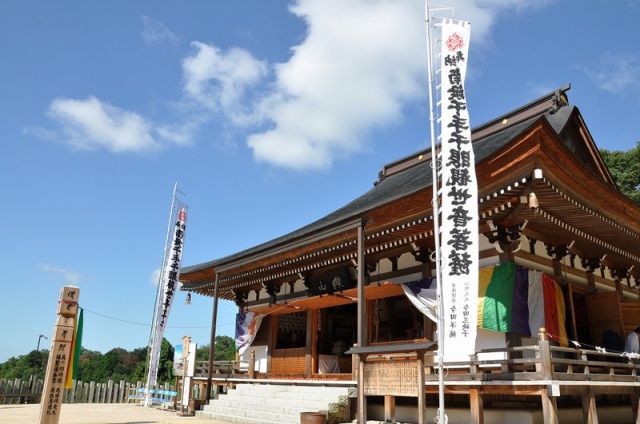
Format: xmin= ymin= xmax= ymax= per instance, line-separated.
xmin=232 ymin=384 xmax=350 ymax=394
xmin=220 ymin=390 xmax=347 ymax=404
xmin=197 ymin=383 xmax=351 ymax=424
xmin=197 ymin=407 xmax=303 ymax=423
xmin=209 ymin=396 xmax=334 ymax=412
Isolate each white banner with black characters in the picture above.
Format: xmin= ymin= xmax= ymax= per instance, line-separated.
xmin=147 ymin=207 xmax=188 ymax=390
xmin=439 ymin=19 xmax=478 ymax=362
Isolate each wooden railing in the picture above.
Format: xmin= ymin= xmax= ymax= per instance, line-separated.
xmin=415 ymin=343 xmax=640 ymax=384
xmin=193 ymin=360 xmax=249 ymax=377
xmin=350 ymin=330 xmax=640 ymax=424
xmin=0 ymin=377 xmax=174 ymax=405
xmin=0 ymin=378 xmax=40 ymax=404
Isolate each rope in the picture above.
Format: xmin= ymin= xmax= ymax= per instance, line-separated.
xmin=545 ymin=331 xmax=640 ymax=360
xmin=81 ymin=307 xmax=232 ymax=329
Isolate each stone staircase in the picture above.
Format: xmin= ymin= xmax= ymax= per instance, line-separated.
xmin=196 ymin=383 xmax=354 ymax=424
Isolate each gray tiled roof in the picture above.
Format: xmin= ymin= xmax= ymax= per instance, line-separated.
xmin=181 ymin=104 xmax=573 ymax=275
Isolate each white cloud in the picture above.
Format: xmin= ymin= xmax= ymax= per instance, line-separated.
xmin=448 ymin=0 xmax=552 ymax=34
xmin=247 ymin=0 xmax=428 ymax=169
xmin=181 ymin=41 xmax=268 ymax=125
xmin=38 ymin=0 xmax=551 ymax=166
xmin=243 ymin=0 xmax=551 ymax=170
xmin=141 ymin=16 xmax=181 ymax=45
xmin=38 ymin=264 xmax=85 ymax=285
xmin=583 ymin=52 xmax=640 ymax=94
xmin=47 ymin=96 xmax=160 ymax=153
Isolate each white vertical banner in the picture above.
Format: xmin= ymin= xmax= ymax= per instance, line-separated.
xmin=439 ymin=19 xmax=478 ymax=362
xmin=146 ymin=206 xmax=188 ymax=398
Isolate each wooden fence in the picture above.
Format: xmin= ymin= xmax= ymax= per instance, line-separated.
xmin=0 ymin=377 xmax=174 ymax=405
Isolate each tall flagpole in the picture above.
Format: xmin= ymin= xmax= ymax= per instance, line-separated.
xmin=426 ymin=4 xmax=476 ymax=423
xmin=425 ymin=3 xmax=448 ymax=423
xmin=144 ymin=182 xmax=185 ymax=407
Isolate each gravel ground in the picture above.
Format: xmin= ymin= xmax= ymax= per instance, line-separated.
xmin=0 ymin=403 xmax=230 ymax=424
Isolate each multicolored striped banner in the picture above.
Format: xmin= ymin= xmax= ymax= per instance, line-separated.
xmin=477 ymin=262 xmax=568 ymax=346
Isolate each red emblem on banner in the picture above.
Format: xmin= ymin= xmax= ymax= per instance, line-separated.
xmin=446 ymin=32 xmax=465 ymax=52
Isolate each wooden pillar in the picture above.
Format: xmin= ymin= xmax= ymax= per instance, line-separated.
xmin=581 ymin=388 xmax=598 ymax=424
xmin=632 ymin=392 xmax=640 ymax=424
xmin=567 ymin=279 xmax=579 ymax=345
xmin=305 ymin=309 xmax=317 ymax=376
xmin=417 ymin=349 xmax=426 ymax=424
xmin=356 ymin=221 xmax=367 ymax=424
xmin=538 ymin=328 xmax=552 ymax=378
xmin=267 ymin=316 xmax=274 ymax=374
xmin=587 ymin=270 xmax=596 ymax=290
xmin=384 ymin=395 xmax=396 ymax=423
xmin=469 ymin=354 xmax=483 ymax=424
xmin=357 ymin=221 xmax=367 ymax=347
xmin=552 ymin=260 xmax=562 ymax=281
xmin=357 ymin=354 xmax=366 ymax=424
xmin=205 ymin=273 xmax=220 ymax=402
xmin=616 ymin=279 xmax=624 ymax=301
xmin=538 ymin=328 xmax=558 ymax=424
xmin=541 ymin=393 xmax=558 ymax=424
xmin=248 ymin=350 xmax=256 ymax=379
xmin=498 ymin=246 xmax=514 ymax=263
xmin=469 ymin=389 xmax=484 ymax=424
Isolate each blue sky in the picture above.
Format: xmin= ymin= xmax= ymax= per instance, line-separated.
xmin=1 ymin=0 xmax=638 ymax=363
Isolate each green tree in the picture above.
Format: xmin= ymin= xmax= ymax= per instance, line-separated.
xmin=77 ymin=349 xmax=103 ymax=382
xmin=130 ymin=347 xmax=148 ymax=382
xmin=0 ymin=349 xmax=50 ymax=380
xmin=0 ymin=337 xmax=187 ymax=385
xmin=157 ymin=338 xmax=175 ymax=384
xmin=601 ymin=141 xmax=640 ymax=203
xmin=195 ymin=336 xmax=237 ymax=363
xmin=214 ymin=335 xmax=237 ymax=361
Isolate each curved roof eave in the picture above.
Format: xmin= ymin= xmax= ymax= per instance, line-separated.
xmin=181 ymin=106 xmax=572 ymax=278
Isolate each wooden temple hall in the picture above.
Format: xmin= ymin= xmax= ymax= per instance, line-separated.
xmin=180 ymin=85 xmax=640 ymax=424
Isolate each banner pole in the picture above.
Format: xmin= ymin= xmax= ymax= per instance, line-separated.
xmin=144 ymin=183 xmax=180 ymax=407
xmin=425 ymin=3 xmax=446 ymax=423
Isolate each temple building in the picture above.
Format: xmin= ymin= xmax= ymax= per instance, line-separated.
xmin=180 ymin=85 xmax=640 ymax=424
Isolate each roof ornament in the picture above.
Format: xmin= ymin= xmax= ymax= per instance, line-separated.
xmin=544 ymin=242 xmax=571 ymax=261
xmin=580 ymin=256 xmax=601 ymax=272
xmin=549 ymin=84 xmax=571 ymax=114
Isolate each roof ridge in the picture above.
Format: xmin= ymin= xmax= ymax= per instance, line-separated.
xmin=376 ymin=84 xmax=571 ymax=183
